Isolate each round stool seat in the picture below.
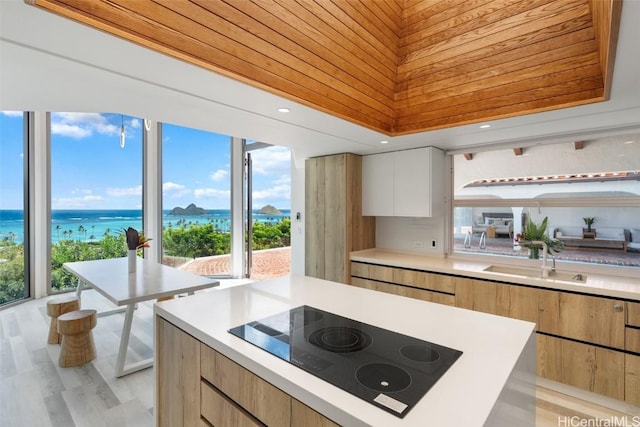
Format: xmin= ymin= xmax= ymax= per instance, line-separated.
xmin=46 ymin=296 xmax=80 ymax=344
xmin=57 ymin=309 xmax=97 ymax=368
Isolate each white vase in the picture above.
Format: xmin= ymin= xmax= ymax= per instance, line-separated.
xmin=128 ymin=249 xmax=137 ymax=273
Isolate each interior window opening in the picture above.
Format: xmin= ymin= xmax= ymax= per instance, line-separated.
xmin=451 ymin=134 xmax=640 ymax=269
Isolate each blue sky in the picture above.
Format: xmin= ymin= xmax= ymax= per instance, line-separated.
xmin=0 ymin=112 xmax=291 ymax=210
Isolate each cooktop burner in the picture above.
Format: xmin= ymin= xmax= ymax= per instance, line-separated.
xmin=308 ymin=326 xmax=372 ymax=353
xmin=228 ymin=306 xmax=462 ymax=418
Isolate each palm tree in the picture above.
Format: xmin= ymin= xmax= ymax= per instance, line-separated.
xmin=55 ymin=225 xmax=61 ymax=240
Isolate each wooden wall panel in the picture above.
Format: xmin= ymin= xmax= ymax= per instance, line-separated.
xmin=28 ymin=0 xmax=621 ymax=136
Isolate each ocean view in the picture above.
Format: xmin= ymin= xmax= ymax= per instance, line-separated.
xmin=0 ymin=209 xmax=291 ymax=244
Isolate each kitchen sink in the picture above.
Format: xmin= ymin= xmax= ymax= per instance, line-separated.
xmin=483 ymin=265 xmax=587 ymax=283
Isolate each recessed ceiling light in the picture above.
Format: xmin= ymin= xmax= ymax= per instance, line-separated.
xmin=480 ymin=124 xmax=491 ymax=129
xmin=277 ymin=108 xmax=290 ymax=113
xmin=623 ymin=140 xmax=635 ymax=144
xmin=380 ymin=140 xmax=389 ymax=144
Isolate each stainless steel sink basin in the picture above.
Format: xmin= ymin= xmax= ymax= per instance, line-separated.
xmin=483 ymin=265 xmax=587 ymax=283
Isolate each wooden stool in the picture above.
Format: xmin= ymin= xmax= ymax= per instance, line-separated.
xmin=57 ymin=309 xmax=97 ymax=368
xmin=46 ymin=296 xmax=80 ymax=344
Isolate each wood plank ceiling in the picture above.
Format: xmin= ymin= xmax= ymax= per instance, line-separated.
xmin=26 ymin=0 xmax=622 ymax=136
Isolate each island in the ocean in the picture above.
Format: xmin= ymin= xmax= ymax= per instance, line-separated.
xmin=168 ymin=203 xmax=207 ymax=215
xmin=258 ymin=204 xmax=282 ymax=215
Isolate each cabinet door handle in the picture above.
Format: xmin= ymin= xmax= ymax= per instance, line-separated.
xmin=613 ymin=304 xmax=623 ymax=312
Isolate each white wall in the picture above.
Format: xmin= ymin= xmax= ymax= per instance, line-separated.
xmin=289 ymin=155 xmax=305 ymax=275
xmin=375 ymin=216 xmax=445 ymax=254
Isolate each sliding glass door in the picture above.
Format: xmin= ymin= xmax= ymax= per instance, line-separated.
xmin=0 ymin=111 xmax=28 ymax=305
xmin=243 ymin=142 xmax=292 ymax=279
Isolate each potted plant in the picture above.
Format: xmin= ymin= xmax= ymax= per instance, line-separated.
xmin=583 ymin=217 xmax=595 ymax=232
xmin=516 ymin=217 xmax=564 ymax=259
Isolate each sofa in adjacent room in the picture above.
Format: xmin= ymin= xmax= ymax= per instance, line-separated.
xmin=628 ymin=228 xmax=640 ymax=251
xmin=554 ymin=226 xmax=628 ymax=252
xmin=472 ymin=214 xmax=514 ymax=237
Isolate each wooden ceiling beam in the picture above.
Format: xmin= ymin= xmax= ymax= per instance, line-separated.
xmin=513 ymin=148 xmax=523 ymax=156
xmin=574 ymin=141 xmax=585 ymax=150
xmin=464 ymin=153 xmax=473 ymax=160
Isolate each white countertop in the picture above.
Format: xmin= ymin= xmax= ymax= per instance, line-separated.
xmin=155 ymin=275 xmax=535 ymax=427
xmin=350 ymin=248 xmax=640 ymax=301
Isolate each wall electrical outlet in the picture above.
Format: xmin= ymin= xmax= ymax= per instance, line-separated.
xmin=413 ymin=241 xmax=425 ymax=248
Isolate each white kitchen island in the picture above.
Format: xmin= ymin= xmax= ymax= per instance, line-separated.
xmin=154 ymin=276 xmax=536 ymax=426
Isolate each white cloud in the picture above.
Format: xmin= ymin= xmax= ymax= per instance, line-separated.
xmin=210 ymin=169 xmax=228 ymax=181
xmin=252 ymin=184 xmax=291 ymax=201
xmin=71 ymin=188 xmax=94 ymax=196
xmin=163 ymin=182 xmax=191 ymax=198
xmin=52 ymin=195 xmax=103 ymax=209
xmin=194 ymin=188 xmax=230 ymax=199
xmin=50 ymin=112 xmax=119 ymax=139
xmin=1 ymin=111 xmax=23 ymax=117
xmin=250 ymin=146 xmax=291 ymax=176
xmin=163 ymin=182 xmax=186 ymax=191
xmin=129 ymin=118 xmax=141 ymax=129
xmin=51 ymin=123 xmax=93 ymax=139
xmin=107 ymin=185 xmax=142 ymax=197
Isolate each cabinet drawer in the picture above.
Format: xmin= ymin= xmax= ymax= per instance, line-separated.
xmin=200 ymin=345 xmax=291 ymax=427
xmin=626 ymin=327 xmax=640 ymax=353
xmin=626 ymin=354 xmax=640 ymax=406
xmin=537 ymin=334 xmax=624 ymax=400
xmin=627 ymin=302 xmax=640 ymax=327
xmin=392 ymin=269 xmax=455 ymax=294
xmin=350 ymin=277 xmax=454 ymax=306
xmin=201 ymin=380 xmax=264 ymax=427
xmin=350 ymin=262 xmax=369 ymax=278
xmin=538 ymin=292 xmax=625 ymax=349
xmin=291 ymin=400 xmax=339 ymax=427
xmin=367 ymin=264 xmax=394 ymax=282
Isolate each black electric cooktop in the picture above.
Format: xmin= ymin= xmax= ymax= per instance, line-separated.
xmin=228 ymin=306 xmax=462 ymax=418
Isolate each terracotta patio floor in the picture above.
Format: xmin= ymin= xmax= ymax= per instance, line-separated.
xmin=178 ymin=246 xmax=291 ymax=280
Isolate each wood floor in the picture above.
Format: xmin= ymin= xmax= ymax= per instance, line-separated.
xmin=1 ymin=287 xmax=638 ymax=426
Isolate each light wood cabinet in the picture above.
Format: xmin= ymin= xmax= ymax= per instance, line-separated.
xmin=291 ymin=400 xmax=340 ymax=427
xmin=538 ymin=292 xmax=625 ymax=349
xmin=200 ymin=381 xmax=264 ymax=427
xmin=626 ymin=354 xmax=640 ymax=406
xmin=537 ymin=334 xmax=625 ymax=400
xmin=201 ymin=345 xmax=291 ymax=427
xmin=362 ymin=147 xmax=444 ymax=217
xmin=455 ymin=277 xmax=539 ymax=325
xmin=351 ymin=277 xmax=455 ymax=306
xmin=156 ymin=318 xmax=201 ymax=427
xmin=350 ymin=262 xmax=456 ymax=306
xmin=305 ymin=154 xmax=375 ymax=283
xmin=627 ymin=301 xmax=640 ymax=326
xmin=157 ymin=318 xmax=339 ymax=427
xmin=350 ymin=261 xmax=640 ymax=404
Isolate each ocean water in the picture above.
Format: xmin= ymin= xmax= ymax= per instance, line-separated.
xmin=0 ymin=209 xmax=290 ymax=244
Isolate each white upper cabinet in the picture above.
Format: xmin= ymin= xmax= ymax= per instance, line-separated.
xmin=362 ymin=152 xmax=394 ymax=216
xmin=362 ymin=147 xmax=444 ymax=217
